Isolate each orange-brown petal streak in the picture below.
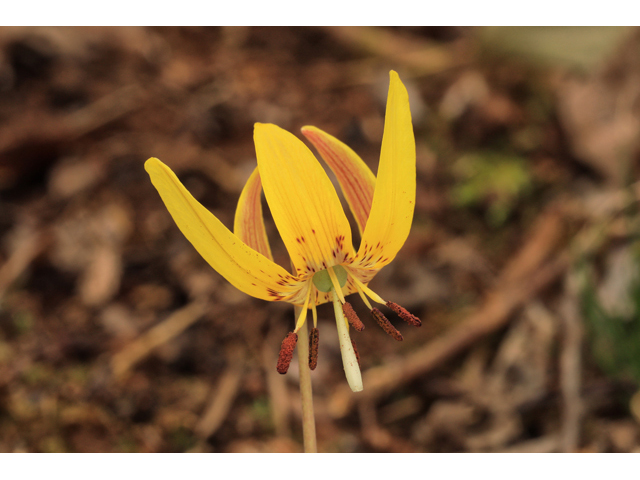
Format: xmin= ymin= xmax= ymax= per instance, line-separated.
xmin=301 ymin=126 xmax=375 ymax=235
xmin=234 ymin=167 xmax=273 ymax=260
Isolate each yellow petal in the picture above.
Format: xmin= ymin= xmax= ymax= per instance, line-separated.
xmin=301 ymin=126 xmax=376 ymax=236
xmin=356 ymin=71 xmax=415 ymax=270
xmin=145 ymin=157 xmax=301 ymax=302
xmin=254 ymin=123 xmax=355 ymax=277
xmin=234 ymin=167 xmax=273 ymax=261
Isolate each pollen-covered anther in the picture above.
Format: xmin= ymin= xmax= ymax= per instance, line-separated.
xmin=386 ymin=301 xmax=422 ymax=327
xmin=371 ymin=308 xmax=403 ymax=341
xmin=342 ymin=302 xmax=365 ymax=331
xmin=277 ymin=332 xmax=298 ymax=374
xmin=351 ymin=338 xmax=361 ymax=368
xmin=309 ymin=327 xmax=319 ymax=370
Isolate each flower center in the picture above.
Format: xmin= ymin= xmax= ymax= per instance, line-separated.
xmin=312 ymin=265 xmax=348 ymax=292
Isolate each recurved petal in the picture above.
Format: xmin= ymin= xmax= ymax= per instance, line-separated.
xmin=301 ymin=126 xmax=376 ymax=236
xmin=254 ymin=123 xmax=355 ymax=277
xmin=145 ymin=157 xmax=301 ymax=302
xmin=234 ymin=167 xmax=273 ymax=261
xmin=356 ymin=71 xmax=415 ymax=270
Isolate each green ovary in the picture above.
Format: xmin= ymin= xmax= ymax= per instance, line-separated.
xmin=312 ymin=265 xmax=348 ymax=292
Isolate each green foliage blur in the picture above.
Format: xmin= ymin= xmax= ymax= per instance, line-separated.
xmin=451 ymin=152 xmax=532 ymax=226
xmin=581 ymin=243 xmax=640 ymax=385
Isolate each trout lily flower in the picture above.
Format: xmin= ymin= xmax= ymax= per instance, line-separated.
xmin=145 ymin=71 xmax=419 ymax=392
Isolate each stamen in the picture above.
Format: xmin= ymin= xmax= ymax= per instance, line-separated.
xmin=371 ymin=308 xmax=403 ymax=341
xmin=350 ymin=275 xmax=385 ymax=304
xmin=353 ymin=281 xmax=373 ymax=310
xmin=293 ymin=284 xmax=312 ymax=332
xmin=342 ymin=302 xmax=365 ymax=331
xmin=309 ymin=327 xmax=319 ymax=370
xmin=351 ymin=338 xmax=361 ymax=368
xmin=311 ymin=302 xmax=318 ymax=328
xmin=327 ymin=267 xmax=346 ymax=304
xmin=277 ymin=332 xmax=298 ymax=374
xmin=386 ymin=302 xmax=422 ymax=327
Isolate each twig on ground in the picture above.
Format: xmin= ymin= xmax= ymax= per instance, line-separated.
xmin=0 ymin=224 xmax=49 ymax=300
xmin=195 ymin=360 xmax=245 ymax=439
xmin=263 ymin=332 xmax=292 ymax=438
xmin=111 ymin=301 xmax=207 ymax=378
xmin=330 ymin=207 xmax=568 ymax=417
xmin=322 ymin=26 xmax=468 ymax=78
xmin=560 ymin=273 xmax=584 ymax=452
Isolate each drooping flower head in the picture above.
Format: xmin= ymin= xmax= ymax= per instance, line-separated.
xmin=145 ymin=71 xmax=419 ymax=392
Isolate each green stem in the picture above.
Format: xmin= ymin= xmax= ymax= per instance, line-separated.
xmin=295 ymin=307 xmax=317 ymax=453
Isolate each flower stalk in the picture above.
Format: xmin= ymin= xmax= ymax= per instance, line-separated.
xmin=295 ymin=307 xmax=317 ymax=452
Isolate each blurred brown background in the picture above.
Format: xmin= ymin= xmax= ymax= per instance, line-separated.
xmin=1 ymin=26 xmax=639 ymax=453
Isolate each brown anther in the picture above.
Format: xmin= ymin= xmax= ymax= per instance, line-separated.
xmin=371 ymin=308 xmax=403 ymax=341
xmin=350 ymin=338 xmax=361 ymax=368
xmin=342 ymin=302 xmax=365 ymax=331
xmin=386 ymin=301 xmax=422 ymax=327
xmin=277 ymin=332 xmax=298 ymax=374
xmin=309 ymin=327 xmax=319 ymax=370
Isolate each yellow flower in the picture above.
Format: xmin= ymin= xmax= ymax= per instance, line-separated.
xmin=145 ymin=71 xmax=419 ymax=392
